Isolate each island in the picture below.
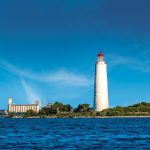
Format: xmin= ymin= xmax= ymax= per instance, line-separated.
xmin=2 ymin=101 xmax=150 ymax=118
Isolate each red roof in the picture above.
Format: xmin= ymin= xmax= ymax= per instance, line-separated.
xmin=97 ymin=51 xmax=104 ymax=57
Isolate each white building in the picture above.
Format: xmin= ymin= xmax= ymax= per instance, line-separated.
xmin=8 ymin=97 xmax=40 ymax=113
xmin=94 ymin=51 xmax=109 ymax=111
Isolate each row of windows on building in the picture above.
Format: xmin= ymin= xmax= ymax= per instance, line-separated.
xmin=8 ymin=98 xmax=40 ymax=113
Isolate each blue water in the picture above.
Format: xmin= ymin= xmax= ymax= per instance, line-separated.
xmin=0 ymin=118 xmax=150 ymax=149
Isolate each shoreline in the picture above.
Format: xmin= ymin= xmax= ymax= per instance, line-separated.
xmin=3 ymin=115 xmax=150 ymax=118
xmin=44 ymin=116 xmax=150 ymax=118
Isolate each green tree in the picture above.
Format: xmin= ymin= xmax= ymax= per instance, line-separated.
xmin=63 ymin=104 xmax=72 ymax=112
xmin=24 ymin=109 xmax=37 ymax=117
xmin=76 ymin=104 xmax=90 ymax=112
xmin=41 ymin=106 xmax=57 ymax=115
xmin=53 ymin=101 xmax=64 ymax=112
xmin=38 ymin=109 xmax=47 ymax=116
xmin=8 ymin=112 xmax=15 ymax=118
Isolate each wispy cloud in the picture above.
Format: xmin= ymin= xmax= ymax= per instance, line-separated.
xmin=0 ymin=60 xmax=93 ymax=105
xmin=107 ymin=54 xmax=136 ymax=67
xmin=0 ymin=60 xmax=92 ymax=87
xmin=20 ymin=78 xmax=40 ymax=103
xmin=107 ymin=53 xmax=150 ymax=73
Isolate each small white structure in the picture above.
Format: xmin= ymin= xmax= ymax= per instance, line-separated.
xmin=94 ymin=51 xmax=109 ymax=111
xmin=8 ymin=97 xmax=40 ymax=113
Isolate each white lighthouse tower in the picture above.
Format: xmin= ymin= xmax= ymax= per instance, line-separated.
xmin=94 ymin=51 xmax=109 ymax=111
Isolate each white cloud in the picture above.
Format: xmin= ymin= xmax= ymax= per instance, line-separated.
xmin=0 ymin=60 xmax=92 ymax=87
xmin=107 ymin=53 xmax=150 ymax=73
xmin=107 ymin=54 xmax=136 ymax=67
xmin=20 ymin=78 xmax=40 ymax=103
xmin=0 ymin=60 xmax=93 ymax=105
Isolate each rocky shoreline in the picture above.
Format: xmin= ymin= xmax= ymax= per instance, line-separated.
xmin=4 ymin=115 xmax=150 ymax=118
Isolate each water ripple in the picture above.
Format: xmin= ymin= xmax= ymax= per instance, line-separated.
xmin=0 ymin=118 xmax=150 ymax=149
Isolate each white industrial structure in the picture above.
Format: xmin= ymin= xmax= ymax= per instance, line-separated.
xmin=94 ymin=51 xmax=109 ymax=111
xmin=8 ymin=97 xmax=40 ymax=113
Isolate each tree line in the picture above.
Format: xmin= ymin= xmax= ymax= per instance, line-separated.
xmin=8 ymin=101 xmax=150 ymax=118
xmin=97 ymin=102 xmax=150 ymax=116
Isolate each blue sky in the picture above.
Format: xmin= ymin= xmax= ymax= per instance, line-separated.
xmin=1 ymin=0 xmax=150 ymax=108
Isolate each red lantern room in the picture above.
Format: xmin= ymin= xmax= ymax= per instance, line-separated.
xmin=97 ymin=51 xmax=104 ymax=62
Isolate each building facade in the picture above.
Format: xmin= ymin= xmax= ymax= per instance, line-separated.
xmin=94 ymin=51 xmax=109 ymax=111
xmin=8 ymin=97 xmax=40 ymax=113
